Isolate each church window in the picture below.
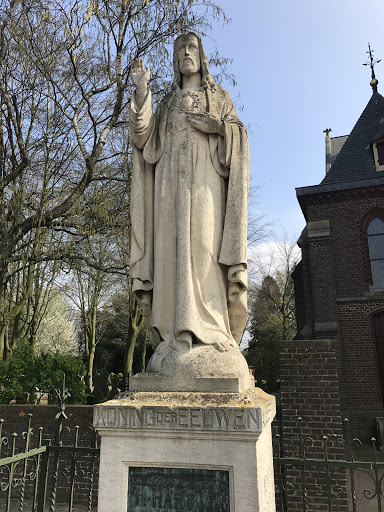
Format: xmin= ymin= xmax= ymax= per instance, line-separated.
xmin=377 ymin=142 xmax=384 ymax=165
xmin=373 ymin=137 xmax=384 ymax=170
xmin=368 ymin=217 xmax=384 ymax=289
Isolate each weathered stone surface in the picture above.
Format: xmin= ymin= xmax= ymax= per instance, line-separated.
xmin=93 ymin=387 xmax=275 ymax=433
xmin=129 ymin=373 xmax=255 ymax=393
xmin=129 ymin=33 xmax=250 ymax=389
xmin=95 ymin=389 xmax=276 ymax=512
xmin=94 ymin=405 xmax=261 ymax=432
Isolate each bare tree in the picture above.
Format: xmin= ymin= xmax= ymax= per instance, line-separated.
xmin=244 ymin=234 xmax=299 ymax=391
xmin=0 ymin=0 xmax=229 ymax=359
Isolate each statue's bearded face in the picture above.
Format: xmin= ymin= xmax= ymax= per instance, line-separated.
xmin=176 ymin=34 xmax=201 ymax=77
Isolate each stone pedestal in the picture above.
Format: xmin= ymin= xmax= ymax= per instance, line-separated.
xmin=94 ymin=388 xmax=276 ymax=512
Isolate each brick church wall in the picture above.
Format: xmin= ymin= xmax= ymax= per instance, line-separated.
xmin=304 ymin=188 xmax=384 ymax=298
xmin=337 ymin=300 xmax=383 ymax=410
xmin=276 ymin=340 xmax=348 ymax=512
xmin=296 ymin=186 xmax=384 ymax=432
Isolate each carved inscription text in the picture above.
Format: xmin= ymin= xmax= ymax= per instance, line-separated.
xmin=94 ymin=406 xmax=261 ymax=432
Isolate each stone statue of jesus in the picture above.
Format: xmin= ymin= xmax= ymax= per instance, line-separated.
xmin=129 ymin=33 xmax=250 ymax=384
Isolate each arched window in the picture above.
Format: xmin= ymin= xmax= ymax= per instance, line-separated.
xmin=368 ymin=217 xmax=384 ymax=290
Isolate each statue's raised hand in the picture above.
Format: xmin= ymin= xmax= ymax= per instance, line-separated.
xmin=131 ymin=58 xmax=150 ymax=89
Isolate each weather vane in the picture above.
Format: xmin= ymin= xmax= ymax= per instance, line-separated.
xmin=323 ymin=128 xmax=332 ymax=139
xmin=363 ymin=43 xmax=381 ymax=91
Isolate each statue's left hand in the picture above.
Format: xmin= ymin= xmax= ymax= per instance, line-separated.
xmin=187 ymin=114 xmax=224 ymax=136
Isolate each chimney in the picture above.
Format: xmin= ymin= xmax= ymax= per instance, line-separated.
xmin=323 ymin=128 xmax=332 ymax=174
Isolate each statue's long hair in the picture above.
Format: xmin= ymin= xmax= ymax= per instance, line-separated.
xmin=171 ymin=32 xmax=216 ymax=92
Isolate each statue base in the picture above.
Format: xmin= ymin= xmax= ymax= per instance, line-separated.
xmin=94 ymin=388 xmax=276 ymax=512
xmin=132 ymin=342 xmax=252 ymax=393
xmin=129 ymin=374 xmax=254 ymax=393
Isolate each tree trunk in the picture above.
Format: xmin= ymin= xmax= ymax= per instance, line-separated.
xmin=29 ymin=315 xmax=38 ymax=356
xmin=10 ymin=311 xmax=22 ymax=354
xmin=123 ymin=323 xmax=139 ymax=381
xmin=0 ymin=324 xmax=6 ymax=360
xmin=87 ymin=345 xmax=95 ymax=394
xmin=133 ymin=330 xmax=148 ymax=375
xmin=86 ymin=303 xmax=98 ymax=394
xmin=3 ymin=325 xmax=11 ymax=361
xmin=123 ymin=299 xmax=144 ymax=381
xmin=0 ymin=281 xmax=6 ymax=360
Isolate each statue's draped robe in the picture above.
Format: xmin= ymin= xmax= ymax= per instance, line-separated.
xmin=129 ymin=85 xmax=249 ymax=352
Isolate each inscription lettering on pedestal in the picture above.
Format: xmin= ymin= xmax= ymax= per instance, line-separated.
xmin=94 ymin=406 xmax=261 ymax=432
xmin=127 ymin=466 xmax=230 ymax=512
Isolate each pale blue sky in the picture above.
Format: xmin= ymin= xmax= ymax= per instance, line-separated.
xmin=207 ymin=0 xmax=384 ymax=241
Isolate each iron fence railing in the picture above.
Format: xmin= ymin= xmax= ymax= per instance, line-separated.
xmin=274 ymin=416 xmax=384 ymax=512
xmin=0 ymin=378 xmax=99 ymax=512
xmin=5 ymin=395 xmax=384 ymax=512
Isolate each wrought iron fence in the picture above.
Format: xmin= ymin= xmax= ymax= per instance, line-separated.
xmin=7 ymin=392 xmax=384 ymax=512
xmin=274 ymin=416 xmax=384 ymax=512
xmin=0 ymin=379 xmax=99 ymax=512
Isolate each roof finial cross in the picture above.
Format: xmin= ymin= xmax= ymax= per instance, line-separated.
xmin=363 ymin=43 xmax=381 ymax=92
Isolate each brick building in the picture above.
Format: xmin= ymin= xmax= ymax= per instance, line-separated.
xmin=293 ymin=76 xmax=384 ymax=439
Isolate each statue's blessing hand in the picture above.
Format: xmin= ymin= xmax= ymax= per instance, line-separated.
xmin=131 ymin=58 xmax=150 ymax=88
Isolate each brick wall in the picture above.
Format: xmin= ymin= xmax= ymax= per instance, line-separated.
xmin=344 ymin=409 xmax=384 ymax=444
xmin=298 ymin=238 xmax=315 ymax=335
xmin=304 ymin=187 xmax=384 ymax=298
xmin=296 ymin=185 xmax=384 ymax=426
xmin=337 ymin=300 xmax=384 ymax=409
xmin=309 ymin=237 xmax=338 ymax=325
xmin=291 ymin=262 xmax=306 ymax=335
xmin=276 ymin=340 xmax=348 ymax=512
xmin=0 ymin=404 xmax=98 ymax=507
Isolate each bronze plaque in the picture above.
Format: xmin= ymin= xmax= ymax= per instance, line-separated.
xmin=127 ymin=466 xmax=230 ymax=511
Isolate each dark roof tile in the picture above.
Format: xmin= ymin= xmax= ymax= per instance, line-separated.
xmin=321 ymin=90 xmax=384 ymax=185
